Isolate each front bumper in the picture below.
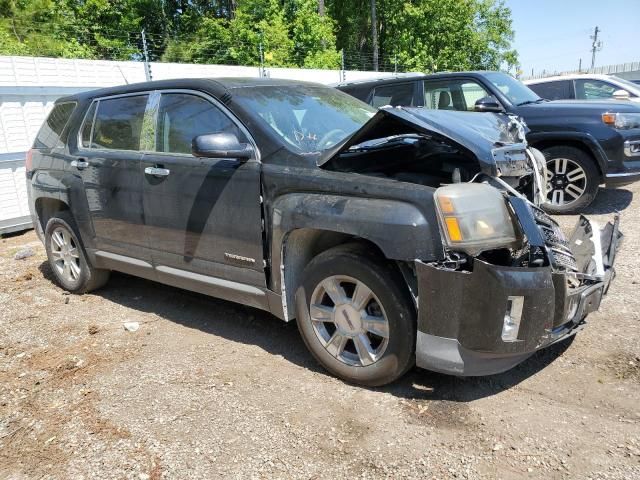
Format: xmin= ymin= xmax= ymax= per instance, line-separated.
xmin=414 ymin=214 xmax=621 ymax=376
xmin=605 ymin=139 xmax=640 ymax=187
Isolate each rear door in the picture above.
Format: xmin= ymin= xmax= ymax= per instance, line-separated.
xmin=141 ymin=90 xmax=265 ymax=287
xmin=72 ymin=93 xmax=151 ymax=261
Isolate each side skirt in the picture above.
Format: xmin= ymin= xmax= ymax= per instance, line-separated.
xmin=92 ymin=250 xmax=284 ymax=318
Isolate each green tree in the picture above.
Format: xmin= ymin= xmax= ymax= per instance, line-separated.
xmin=0 ymin=0 xmax=94 ymax=57
xmin=327 ymin=0 xmax=517 ymax=71
xmin=290 ymin=0 xmax=339 ymax=68
xmin=229 ymin=0 xmax=293 ymax=67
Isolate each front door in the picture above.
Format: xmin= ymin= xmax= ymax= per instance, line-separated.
xmin=72 ymin=94 xmax=150 ymax=261
xmin=141 ymin=91 xmax=265 ymax=287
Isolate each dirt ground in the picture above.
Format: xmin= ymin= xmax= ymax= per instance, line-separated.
xmin=1 ymin=185 xmax=639 ymax=480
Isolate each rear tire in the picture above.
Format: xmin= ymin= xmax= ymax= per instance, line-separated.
xmin=295 ymin=243 xmax=416 ymax=387
xmin=44 ymin=212 xmax=110 ymax=293
xmin=542 ymin=146 xmax=600 ymax=214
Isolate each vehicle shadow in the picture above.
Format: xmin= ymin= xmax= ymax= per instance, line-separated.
xmin=380 ymin=336 xmax=575 ymax=403
xmin=579 ymin=187 xmax=633 ymax=215
xmin=40 ymin=264 xmax=575 ymax=402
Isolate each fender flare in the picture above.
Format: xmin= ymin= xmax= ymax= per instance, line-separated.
xmin=32 ymin=170 xmax=96 ymax=249
xmin=269 ymin=192 xmax=443 ymax=301
xmin=526 ymin=131 xmax=608 ymax=175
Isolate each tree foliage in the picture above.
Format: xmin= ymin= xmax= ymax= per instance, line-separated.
xmin=0 ymin=0 xmax=517 ymax=72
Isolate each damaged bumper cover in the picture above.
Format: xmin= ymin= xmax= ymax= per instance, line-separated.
xmin=415 ymin=212 xmax=621 ymax=377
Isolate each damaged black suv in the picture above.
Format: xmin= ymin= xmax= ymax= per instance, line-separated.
xmin=27 ymin=79 xmax=621 ymax=386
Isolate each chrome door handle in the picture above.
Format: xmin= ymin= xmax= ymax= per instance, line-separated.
xmin=70 ymin=159 xmax=89 ymax=170
xmin=144 ymin=166 xmax=171 ymax=177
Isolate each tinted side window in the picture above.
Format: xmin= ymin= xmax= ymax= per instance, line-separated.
xmin=528 ymin=80 xmax=573 ymax=100
xmin=423 ymin=79 xmax=490 ymax=111
xmin=371 ymin=83 xmax=414 ymax=107
xmin=575 ymin=79 xmax=617 ymax=100
xmin=91 ymin=95 xmax=149 ymax=150
xmin=156 ymin=94 xmax=242 ymax=154
xmin=34 ymin=102 xmax=76 ymax=149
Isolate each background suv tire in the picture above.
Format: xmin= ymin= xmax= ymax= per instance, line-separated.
xmin=44 ymin=212 xmax=110 ymax=293
xmin=294 ymin=243 xmax=416 ymax=386
xmin=542 ymin=146 xmax=600 ymax=214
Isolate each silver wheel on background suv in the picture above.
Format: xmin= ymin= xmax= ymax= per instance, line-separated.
xmin=545 ymin=157 xmax=587 ymax=207
xmin=309 ymin=275 xmax=389 ymax=367
xmin=50 ymin=226 xmax=82 ymax=283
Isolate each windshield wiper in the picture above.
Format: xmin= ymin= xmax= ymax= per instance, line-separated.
xmin=517 ymin=98 xmax=547 ymax=106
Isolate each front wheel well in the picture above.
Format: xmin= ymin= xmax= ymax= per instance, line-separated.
xmin=35 ymin=198 xmax=70 ymax=232
xmin=280 ymin=229 xmax=399 ymax=321
xmin=530 ymin=140 xmax=603 ymax=180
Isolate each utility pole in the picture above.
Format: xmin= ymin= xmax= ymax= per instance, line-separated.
xmin=578 ymin=58 xmax=582 ymax=73
xmin=370 ymin=0 xmax=378 ymax=71
xmin=590 ymin=26 xmax=602 ymax=70
xmin=141 ymin=29 xmax=152 ymax=81
xmin=340 ymin=49 xmax=345 ymax=82
xmin=259 ymin=41 xmax=265 ymax=78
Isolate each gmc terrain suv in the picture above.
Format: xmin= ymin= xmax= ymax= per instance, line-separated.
xmin=27 ymin=78 xmax=620 ymax=386
xmin=337 ymin=71 xmax=640 ymax=213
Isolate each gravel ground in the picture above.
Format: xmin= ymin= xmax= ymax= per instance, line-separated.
xmin=1 ymin=185 xmax=639 ymax=480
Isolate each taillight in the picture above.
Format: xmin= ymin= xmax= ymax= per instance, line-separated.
xmin=25 ymin=149 xmax=34 ymax=172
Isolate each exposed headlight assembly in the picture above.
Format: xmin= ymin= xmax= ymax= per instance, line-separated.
xmin=602 ymin=112 xmax=640 ymax=130
xmin=434 ymin=183 xmax=519 ymax=256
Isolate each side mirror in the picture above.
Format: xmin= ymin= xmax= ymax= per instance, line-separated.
xmin=474 ymin=96 xmax=504 ymax=113
xmin=612 ymin=89 xmax=631 ymax=101
xmin=192 ymin=132 xmax=253 ymax=160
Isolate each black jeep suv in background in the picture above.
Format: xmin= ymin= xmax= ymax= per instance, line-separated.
xmin=337 ymin=72 xmax=640 ymax=213
xmin=27 ymin=78 xmax=620 ymax=386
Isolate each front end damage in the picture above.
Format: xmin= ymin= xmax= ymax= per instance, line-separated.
xmin=319 ymin=106 xmax=621 ymax=376
xmin=415 ymin=190 xmax=621 ymax=376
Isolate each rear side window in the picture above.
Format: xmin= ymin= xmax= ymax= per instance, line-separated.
xmin=423 ymin=79 xmax=490 ymax=111
xmin=371 ymin=83 xmax=414 ymax=107
xmin=86 ymin=95 xmax=149 ymax=150
xmin=575 ymin=79 xmax=617 ymax=100
xmin=529 ymin=80 xmax=573 ymax=100
xmin=34 ymin=102 xmax=76 ymax=149
xmin=156 ymin=93 xmax=242 ymax=154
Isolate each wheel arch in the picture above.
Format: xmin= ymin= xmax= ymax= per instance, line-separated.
xmin=269 ymin=193 xmax=437 ymax=320
xmin=34 ymin=197 xmax=70 ymax=233
xmin=528 ymin=134 xmax=605 ymax=181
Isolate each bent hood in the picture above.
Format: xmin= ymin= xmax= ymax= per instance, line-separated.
xmin=318 ymin=107 xmax=529 ymax=167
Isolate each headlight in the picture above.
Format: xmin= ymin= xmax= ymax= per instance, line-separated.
xmin=434 ymin=183 xmax=519 ymax=255
xmin=602 ymin=112 xmax=640 ymax=129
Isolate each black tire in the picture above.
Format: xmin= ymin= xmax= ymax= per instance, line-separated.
xmin=295 ymin=243 xmax=416 ymax=387
xmin=44 ymin=212 xmax=110 ymax=293
xmin=542 ymin=146 xmax=600 ymax=214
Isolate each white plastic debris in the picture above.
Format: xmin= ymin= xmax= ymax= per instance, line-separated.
xmin=123 ymin=322 xmax=140 ymax=332
xmin=14 ymin=247 xmax=34 ymax=260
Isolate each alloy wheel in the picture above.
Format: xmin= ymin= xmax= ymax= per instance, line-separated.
xmin=309 ymin=275 xmax=389 ymax=367
xmin=545 ymin=157 xmax=587 ymax=206
xmin=50 ymin=226 xmax=81 ymax=283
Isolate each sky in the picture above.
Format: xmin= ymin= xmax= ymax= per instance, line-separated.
xmin=504 ymin=0 xmax=640 ymax=76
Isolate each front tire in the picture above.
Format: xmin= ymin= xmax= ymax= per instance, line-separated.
xmin=542 ymin=146 xmax=600 ymax=214
xmin=44 ymin=212 xmax=110 ymax=293
xmin=295 ymin=243 xmax=416 ymax=387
